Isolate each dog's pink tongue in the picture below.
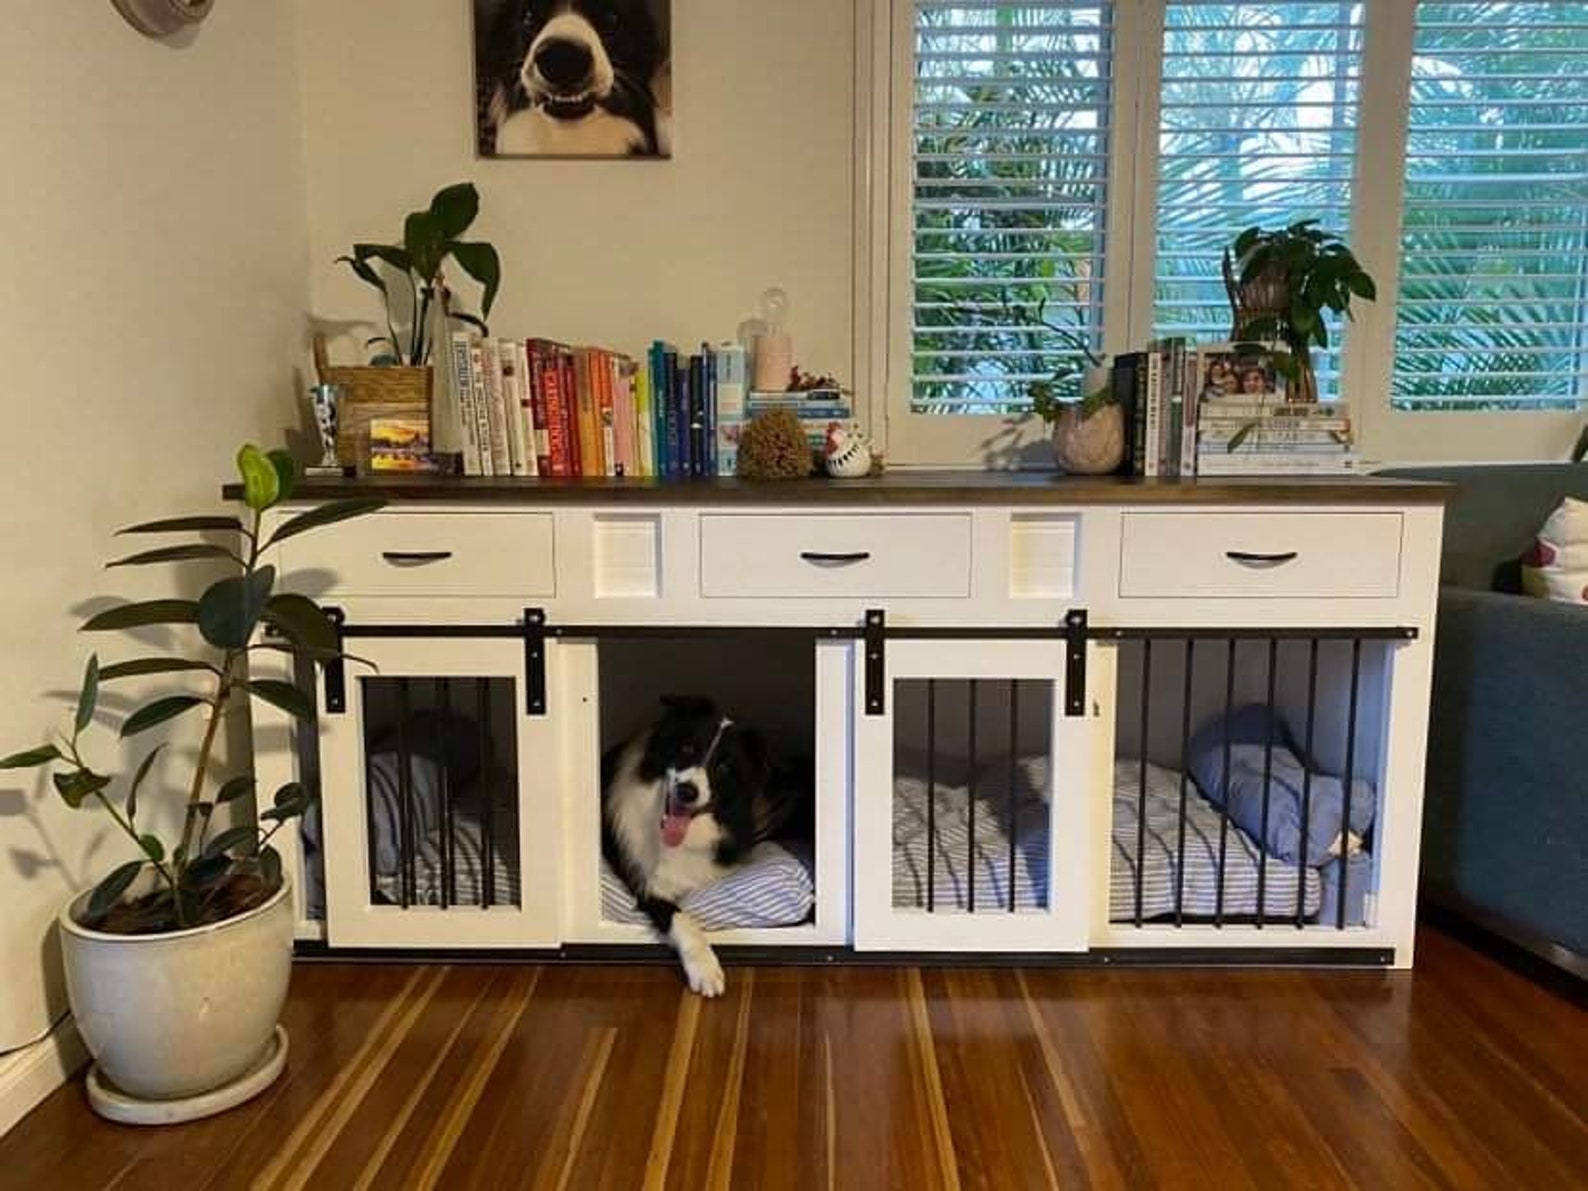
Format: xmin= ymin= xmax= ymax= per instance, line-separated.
xmin=661 ymin=811 xmax=690 ymax=848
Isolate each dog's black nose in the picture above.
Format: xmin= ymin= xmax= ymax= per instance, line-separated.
xmin=535 ymin=38 xmax=594 ymax=89
xmin=673 ymin=781 xmax=700 ymax=806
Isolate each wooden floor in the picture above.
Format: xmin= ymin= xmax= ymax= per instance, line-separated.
xmin=3 ymin=928 xmax=1583 ymax=1190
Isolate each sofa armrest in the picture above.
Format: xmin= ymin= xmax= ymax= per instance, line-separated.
xmin=1422 ymin=587 xmax=1588 ymax=956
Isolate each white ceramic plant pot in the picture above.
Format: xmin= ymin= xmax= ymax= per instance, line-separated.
xmin=59 ymin=878 xmax=293 ymax=1122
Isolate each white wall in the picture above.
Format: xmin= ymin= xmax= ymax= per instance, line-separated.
xmin=296 ymin=1 xmax=856 ymax=385
xmin=0 ymin=5 xmax=310 ymax=1051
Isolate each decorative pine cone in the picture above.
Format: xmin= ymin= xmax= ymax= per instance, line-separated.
xmin=737 ymin=409 xmax=814 ymax=480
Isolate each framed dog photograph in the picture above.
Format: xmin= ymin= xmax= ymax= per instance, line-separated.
xmin=473 ymin=0 xmax=673 ymax=159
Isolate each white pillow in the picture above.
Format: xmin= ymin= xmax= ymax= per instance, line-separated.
xmin=1521 ymin=497 xmax=1588 ymax=605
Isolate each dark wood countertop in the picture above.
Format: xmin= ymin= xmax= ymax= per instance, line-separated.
xmin=227 ymin=471 xmax=1454 ymax=506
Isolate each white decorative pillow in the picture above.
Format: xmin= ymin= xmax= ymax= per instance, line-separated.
xmin=1521 ymin=497 xmax=1588 ymax=605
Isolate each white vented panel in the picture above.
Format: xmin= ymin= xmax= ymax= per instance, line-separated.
xmin=593 ymin=515 xmax=661 ymax=599
xmin=1009 ymin=514 xmax=1078 ymax=598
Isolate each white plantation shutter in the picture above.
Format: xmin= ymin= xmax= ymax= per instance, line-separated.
xmin=1392 ymin=2 xmax=1588 ymax=411
xmin=911 ymin=1 xmax=1114 ymax=415
xmin=1152 ymin=2 xmax=1366 ymax=398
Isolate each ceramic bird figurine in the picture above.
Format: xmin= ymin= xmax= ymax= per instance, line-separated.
xmin=823 ymin=422 xmax=873 ymax=478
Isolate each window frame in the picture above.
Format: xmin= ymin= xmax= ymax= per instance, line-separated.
xmin=861 ymin=0 xmax=1587 ymax=468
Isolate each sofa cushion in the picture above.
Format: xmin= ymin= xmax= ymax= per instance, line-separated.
xmin=1522 ymin=497 xmax=1588 ymax=605
xmin=1378 ymin=464 xmax=1588 ymax=592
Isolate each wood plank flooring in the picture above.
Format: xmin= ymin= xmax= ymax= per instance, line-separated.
xmin=1 ymin=927 xmax=1583 ymax=1190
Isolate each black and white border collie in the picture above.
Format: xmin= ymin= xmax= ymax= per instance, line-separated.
xmin=601 ymin=697 xmax=781 ymax=997
xmin=481 ymin=0 xmax=672 ymax=158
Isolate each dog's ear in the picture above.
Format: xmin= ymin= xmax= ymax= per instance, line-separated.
xmin=659 ymin=694 xmax=715 ymax=718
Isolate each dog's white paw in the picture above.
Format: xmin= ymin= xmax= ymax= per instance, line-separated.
xmin=683 ymin=946 xmax=726 ymax=998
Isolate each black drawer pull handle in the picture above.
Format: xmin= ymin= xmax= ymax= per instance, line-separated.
xmin=800 ymin=550 xmax=872 ymax=566
xmin=1226 ymin=550 xmax=1299 ymax=567
xmin=382 ymin=551 xmax=454 ymax=567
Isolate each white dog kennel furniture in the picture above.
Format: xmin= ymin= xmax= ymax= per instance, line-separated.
xmin=240 ymin=473 xmax=1450 ymax=968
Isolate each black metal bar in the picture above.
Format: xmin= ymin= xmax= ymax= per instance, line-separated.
xmin=1215 ymin=638 xmax=1235 ymax=928
xmin=523 ymin=607 xmax=547 ymax=716
xmin=438 ymin=678 xmax=456 ymax=911
xmin=864 ymin=609 xmax=886 ymax=716
xmin=396 ymin=678 xmax=414 ymax=910
xmin=479 ymin=678 xmax=495 ymax=909
xmin=297 ymin=940 xmax=1398 ymax=969
xmin=1136 ymin=640 xmax=1152 ymax=929
xmin=1175 ymin=640 xmax=1194 ymax=928
xmin=967 ymin=679 xmax=978 ymax=914
xmin=1256 ymin=639 xmax=1278 ymax=928
xmin=1007 ymin=680 xmax=1019 ymax=913
xmin=1339 ymin=639 xmax=1362 ymax=931
xmin=926 ymin=679 xmax=936 ymax=915
xmin=323 ymin=606 xmax=347 ymax=714
xmin=1064 ymin=609 xmax=1088 ymax=716
xmin=1298 ymin=639 xmax=1320 ymax=929
xmin=336 ymin=620 xmax=1420 ymax=644
xmin=360 ymin=679 xmax=379 ymax=906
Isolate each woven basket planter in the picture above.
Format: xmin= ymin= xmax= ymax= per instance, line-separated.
xmin=313 ymin=336 xmax=432 ymax=467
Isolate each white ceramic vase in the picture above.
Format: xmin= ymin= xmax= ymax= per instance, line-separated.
xmin=59 ymin=878 xmax=294 ymax=1123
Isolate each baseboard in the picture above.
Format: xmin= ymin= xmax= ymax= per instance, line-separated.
xmin=0 ymin=1019 xmax=87 ymax=1138
xmin=1420 ymin=892 xmax=1587 ymax=990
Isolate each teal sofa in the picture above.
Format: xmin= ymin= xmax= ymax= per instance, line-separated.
xmin=1382 ymin=464 xmax=1588 ymax=975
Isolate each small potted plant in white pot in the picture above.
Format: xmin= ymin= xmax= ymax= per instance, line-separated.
xmin=1030 ymin=358 xmax=1121 ymax=475
xmin=1 ymin=446 xmax=381 ymax=1125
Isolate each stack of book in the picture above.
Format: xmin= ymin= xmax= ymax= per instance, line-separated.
xmin=1111 ymin=338 xmax=1358 ymax=477
xmin=446 ymin=334 xmax=747 ymax=478
xmin=744 ymin=387 xmax=854 ymax=456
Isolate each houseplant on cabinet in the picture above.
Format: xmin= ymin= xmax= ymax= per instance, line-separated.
xmin=1 ymin=446 xmax=381 ymax=1125
xmin=1223 ymin=219 xmax=1376 ymax=405
xmin=333 ymin=181 xmax=502 ymax=465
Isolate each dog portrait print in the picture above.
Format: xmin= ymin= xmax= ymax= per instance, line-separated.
xmin=473 ymin=0 xmax=673 ymax=159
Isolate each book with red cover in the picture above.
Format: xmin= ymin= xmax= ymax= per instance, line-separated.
xmin=524 ymin=339 xmax=553 ymax=475
xmin=533 ymin=341 xmax=568 ymax=477
xmin=558 ymin=347 xmax=581 ymax=477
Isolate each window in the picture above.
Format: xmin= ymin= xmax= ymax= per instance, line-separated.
xmin=1392 ymin=2 xmax=1588 ymax=411
xmin=910 ymin=1 xmax=1115 ymax=416
xmin=1152 ymin=3 xmax=1365 ymax=398
xmin=879 ymin=1 xmax=1588 ymax=462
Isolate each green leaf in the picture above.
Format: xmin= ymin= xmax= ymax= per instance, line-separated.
xmin=106 ymin=544 xmax=235 ymax=569
xmin=337 ymin=253 xmax=389 ymax=298
xmin=245 ymin=679 xmax=313 ymax=720
xmin=404 ymin=210 xmax=446 ymax=283
xmin=262 ymin=782 xmax=311 ymax=823
xmin=204 ymin=825 xmax=258 ymax=859
xmin=117 ymin=516 xmax=243 ymax=536
xmin=261 ymin=594 xmax=339 ymax=654
xmin=216 ymin=775 xmax=256 ymax=804
xmin=139 ymin=834 xmax=165 ymax=864
xmin=99 ymin=657 xmax=217 ymax=683
xmin=88 ymin=861 xmax=145 ymax=921
xmin=237 ymin=444 xmax=281 ymax=512
xmin=353 ymin=242 xmax=413 ymax=274
xmin=449 ymin=241 xmax=501 ymax=317
xmin=262 ymin=498 xmax=386 ymax=550
xmin=429 ymin=182 xmax=480 ymax=240
xmin=74 ymin=655 xmax=99 ymax=736
xmin=1226 ymin=422 xmax=1255 ymax=453
xmin=268 ymin=450 xmax=299 ymax=503
xmin=54 ymin=769 xmax=111 ymax=808
xmin=197 ymin=566 xmax=276 ymax=650
xmin=0 ymin=743 xmax=61 ymax=769
xmin=1346 ymin=272 xmax=1377 ymax=301
xmin=81 ymin=599 xmax=200 ymax=633
xmin=120 ymin=695 xmax=205 ymax=739
xmin=126 ymin=745 xmax=165 ymax=822
xmin=259 ymin=845 xmax=283 ymax=891
xmin=183 ymin=854 xmax=232 ymax=890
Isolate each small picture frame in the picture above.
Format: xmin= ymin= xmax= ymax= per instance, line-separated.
xmin=1195 ymin=342 xmax=1287 ymax=406
xmin=367 ymin=417 xmax=439 ymax=474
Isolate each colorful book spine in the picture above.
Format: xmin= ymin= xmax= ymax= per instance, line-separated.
xmin=612 ymin=355 xmax=634 ymax=477
xmin=499 ymin=340 xmax=529 ymax=477
xmin=714 ymin=343 xmax=746 ymax=478
xmin=687 ymin=354 xmax=706 ymax=478
xmin=540 ymin=347 xmax=570 ymax=477
xmin=635 ymin=359 xmax=655 ymax=478
xmin=702 ymin=344 xmax=717 ymax=477
xmin=595 ymin=349 xmax=616 ymax=477
xmin=480 ymin=339 xmax=511 ymax=476
xmin=449 ymin=332 xmax=484 ymax=477
xmin=466 ymin=343 xmax=494 ymax=477
xmin=1144 ymin=348 xmax=1163 ymax=478
xmin=1180 ymin=349 xmax=1201 ymax=478
xmin=670 ymin=355 xmax=687 ymax=477
xmin=573 ymin=348 xmax=600 ymax=478
xmin=526 ymin=341 xmax=552 ymax=475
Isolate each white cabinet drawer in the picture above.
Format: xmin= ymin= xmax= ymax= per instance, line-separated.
xmin=1119 ymin=512 xmax=1402 ymax=599
xmin=699 ymin=513 xmax=972 ymax=598
xmin=277 ymin=511 xmax=555 ymax=597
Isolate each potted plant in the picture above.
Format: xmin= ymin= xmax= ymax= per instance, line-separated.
xmin=1 ymin=446 xmax=381 ymax=1125
xmin=326 ymin=182 xmax=503 ymax=464
xmin=1223 ymin=220 xmax=1377 ymax=405
xmin=1015 ymin=300 xmax=1118 ymax=474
